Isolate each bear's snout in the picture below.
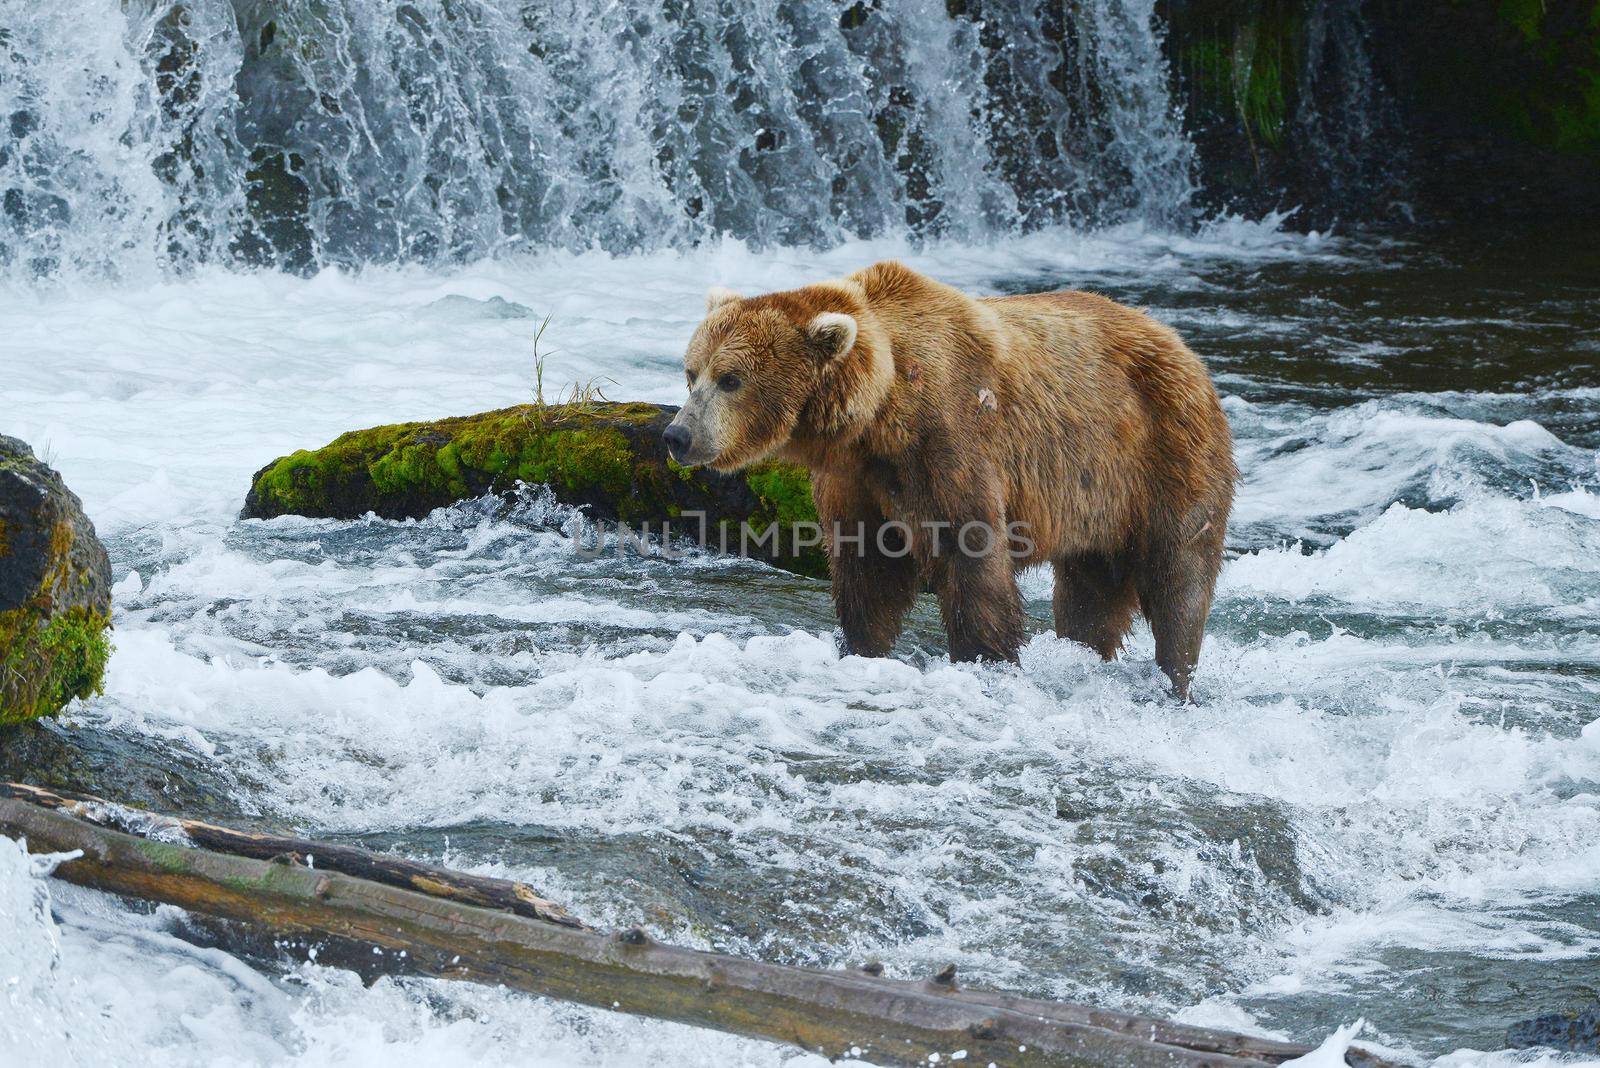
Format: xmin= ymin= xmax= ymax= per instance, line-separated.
xmin=663 ymin=422 xmax=693 ymax=462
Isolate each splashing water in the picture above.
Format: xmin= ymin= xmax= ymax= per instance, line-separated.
xmin=0 ymin=0 xmax=1194 ymax=283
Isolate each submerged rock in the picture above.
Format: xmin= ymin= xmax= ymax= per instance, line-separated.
xmin=240 ymin=402 xmax=826 ymax=578
xmin=1508 ymin=1005 xmax=1600 ymax=1054
xmin=0 ymin=435 xmax=112 ymax=725
xmin=419 ymin=294 xmax=537 ymax=321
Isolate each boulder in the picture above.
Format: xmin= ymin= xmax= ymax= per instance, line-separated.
xmin=0 ymin=436 xmax=112 ymax=724
xmin=1508 ymin=1005 xmax=1600 ymax=1054
xmin=240 ymin=402 xmax=826 ymax=578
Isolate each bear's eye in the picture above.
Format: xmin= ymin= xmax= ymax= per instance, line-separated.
xmin=717 ymin=372 xmax=743 ymax=392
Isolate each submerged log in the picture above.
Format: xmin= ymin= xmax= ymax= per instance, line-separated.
xmin=0 ymin=785 xmax=1399 ymax=1068
xmin=239 ymin=401 xmax=826 ymax=578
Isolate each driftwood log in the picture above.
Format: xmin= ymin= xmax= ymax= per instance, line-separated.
xmin=0 ymin=782 xmax=579 ymax=928
xmin=0 ymin=784 xmax=1396 ymax=1068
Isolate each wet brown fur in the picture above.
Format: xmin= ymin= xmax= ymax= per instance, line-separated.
xmin=680 ymin=261 xmax=1236 ymax=698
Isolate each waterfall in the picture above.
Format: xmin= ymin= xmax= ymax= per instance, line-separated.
xmin=1 ymin=0 xmax=1198 ymax=283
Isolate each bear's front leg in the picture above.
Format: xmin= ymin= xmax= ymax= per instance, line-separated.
xmin=926 ymin=500 xmax=1026 ymax=665
xmin=814 ymin=473 xmax=919 ymax=658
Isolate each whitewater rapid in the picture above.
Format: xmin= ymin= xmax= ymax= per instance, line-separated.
xmin=1 ymin=0 xmax=1200 ymax=284
xmin=2 ymin=223 xmax=1599 ymax=1065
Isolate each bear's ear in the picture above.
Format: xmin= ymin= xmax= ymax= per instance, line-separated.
xmin=804 ymin=312 xmax=858 ymax=362
xmin=705 ymin=286 xmax=743 ymax=312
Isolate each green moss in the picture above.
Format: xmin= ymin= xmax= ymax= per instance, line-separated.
xmin=0 ymin=605 xmax=112 ymax=725
xmin=617 ymin=463 xmax=675 ymax=525
xmin=1487 ymin=0 xmax=1600 ymax=155
xmin=512 ymin=428 xmax=633 ymax=496
xmin=249 ymin=404 xmax=669 ymax=519
xmin=0 ymin=461 xmax=112 ymax=724
xmin=586 ymin=400 xmax=666 ymax=425
xmin=470 ymin=414 xmax=689 ymax=522
xmin=253 ymin=450 xmax=339 ymax=513
xmin=1178 ymin=6 xmax=1301 ymax=152
xmin=245 ymin=404 xmax=837 ymax=576
xmin=218 ymin=864 xmax=307 ymax=896
xmin=370 ymin=436 xmax=467 ymax=499
xmin=661 ymin=459 xmax=713 ymax=523
xmin=130 ymin=840 xmax=309 ymax=897
xmin=0 ymin=517 xmax=9 ymax=558
xmin=133 ymin=837 xmax=198 ymax=874
xmin=1498 ymin=0 xmax=1546 ymax=42
xmin=666 ymin=458 xmax=703 ymax=484
xmin=744 ymin=462 xmax=827 ymax=578
xmin=441 ymin=409 xmax=638 ymax=496
xmin=744 ymin=463 xmax=817 ymax=528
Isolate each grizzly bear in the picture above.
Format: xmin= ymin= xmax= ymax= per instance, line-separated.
xmin=663 ymin=261 xmax=1235 ymax=699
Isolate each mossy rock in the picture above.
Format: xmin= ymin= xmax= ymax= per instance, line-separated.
xmin=0 ymin=435 xmax=113 ymax=725
xmin=241 ymin=402 xmax=827 ymax=578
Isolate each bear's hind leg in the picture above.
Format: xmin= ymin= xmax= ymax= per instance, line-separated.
xmin=1135 ymin=532 xmax=1224 ymax=701
xmin=1052 ymin=552 xmax=1138 ymax=660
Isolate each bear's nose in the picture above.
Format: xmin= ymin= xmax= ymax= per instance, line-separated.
xmin=663 ymin=423 xmax=692 ymax=460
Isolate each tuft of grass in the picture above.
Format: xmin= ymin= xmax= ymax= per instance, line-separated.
xmin=527 ymin=313 xmax=616 ymax=427
xmin=530 ymin=312 xmax=555 ymax=409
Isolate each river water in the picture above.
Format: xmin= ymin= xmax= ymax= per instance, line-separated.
xmin=2 ymin=218 xmax=1597 ymax=1066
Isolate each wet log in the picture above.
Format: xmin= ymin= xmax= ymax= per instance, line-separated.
xmin=0 ymin=785 xmax=1396 ymax=1068
xmin=0 ymin=782 xmax=580 ymax=928
xmin=238 ymin=401 xmax=826 ymax=578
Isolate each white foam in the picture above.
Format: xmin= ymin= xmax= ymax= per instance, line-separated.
xmin=1434 ymin=1051 xmax=1600 ymax=1068
xmin=1538 ymin=485 xmax=1600 ymax=520
xmin=88 ymin=620 xmax=1600 ymax=889
xmin=1225 ymin=495 xmax=1600 ymax=613
xmin=59 ymin=614 xmax=1600 ymax=1062
xmin=1230 ymin=398 xmax=1591 ymax=543
xmin=1280 ymin=1019 xmax=1366 ymax=1067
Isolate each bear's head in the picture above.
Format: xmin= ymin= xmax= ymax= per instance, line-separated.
xmin=664 ymin=283 xmax=893 ymax=470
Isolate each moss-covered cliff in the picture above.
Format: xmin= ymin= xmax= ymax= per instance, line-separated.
xmin=1162 ymin=0 xmax=1600 ymax=224
xmin=241 ymin=402 xmax=827 ymax=578
xmin=0 ymin=436 xmax=113 ymax=725
xmin=1367 ymin=0 xmax=1600 ymax=214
